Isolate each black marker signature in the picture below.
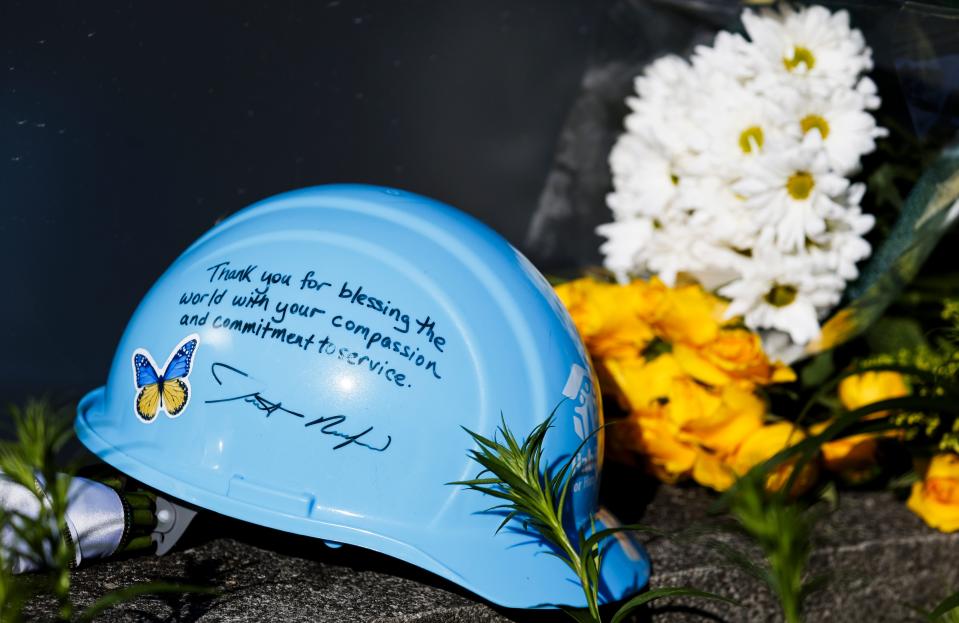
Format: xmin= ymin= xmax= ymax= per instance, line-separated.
xmin=206 ymin=362 xmax=392 ymax=452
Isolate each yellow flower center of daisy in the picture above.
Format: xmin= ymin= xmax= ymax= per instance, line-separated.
xmin=670 ymin=173 xmax=679 ymax=186
xmin=805 ymin=236 xmax=826 ymax=251
xmin=738 ymin=126 xmax=765 ymax=154
xmin=764 ymin=284 xmax=798 ymax=308
xmin=787 ymin=171 xmax=815 ymax=200
xmin=800 ymin=114 xmax=830 ymax=139
xmin=784 ymin=45 xmax=816 ymax=71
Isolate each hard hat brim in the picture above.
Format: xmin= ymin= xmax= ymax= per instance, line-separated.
xmin=77 ymin=386 xmax=650 ymax=609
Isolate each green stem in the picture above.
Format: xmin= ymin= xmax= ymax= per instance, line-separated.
xmin=782 ymin=594 xmax=801 ymax=623
xmin=563 ymin=535 xmax=600 ymax=622
xmin=541 ymin=490 xmax=601 ymax=621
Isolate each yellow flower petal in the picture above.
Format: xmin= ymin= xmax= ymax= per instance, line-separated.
xmin=693 ymin=451 xmax=737 ymax=492
xmin=666 ymin=377 xmax=723 ymax=428
xmin=772 ymin=365 xmax=798 ymax=383
xmin=555 ymin=278 xmax=656 ymax=359
xmin=672 ymin=343 xmax=731 ymax=387
xmin=908 ymin=454 xmax=959 ymax=533
xmin=838 ymin=371 xmax=909 ymax=414
xmin=625 ymin=409 xmax=698 ymax=483
xmin=810 ymin=420 xmax=879 ymax=474
xmin=602 ymin=355 xmax=683 ymax=413
xmin=684 ymin=384 xmax=766 ymax=455
xmin=653 ymin=281 xmax=725 ymax=346
xmin=731 ymin=422 xmax=818 ymax=495
xmin=674 ymin=329 xmax=795 ymax=387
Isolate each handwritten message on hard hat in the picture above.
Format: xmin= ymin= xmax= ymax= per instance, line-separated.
xmin=175 ymin=259 xmax=449 ymax=390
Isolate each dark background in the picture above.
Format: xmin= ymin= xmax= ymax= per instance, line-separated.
xmin=0 ymin=1 xmax=609 ymax=403
xmin=4 ymin=0 xmax=957 ymax=407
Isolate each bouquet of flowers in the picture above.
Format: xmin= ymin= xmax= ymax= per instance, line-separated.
xmin=554 ymin=1 xmax=959 ymax=534
xmin=597 ymin=4 xmax=885 ymax=359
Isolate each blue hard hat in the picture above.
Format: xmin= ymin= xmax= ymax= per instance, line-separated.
xmin=75 ymin=184 xmax=650 ymax=608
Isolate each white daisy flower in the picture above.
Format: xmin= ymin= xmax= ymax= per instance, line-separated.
xmin=742 ymin=5 xmax=873 ymax=95
xmin=686 ymin=74 xmax=793 ymax=180
xmin=679 ymin=176 xmax=761 ymax=251
xmin=855 ymin=75 xmax=882 ymax=110
xmin=783 ymin=88 xmax=888 ymax=175
xmin=633 ymin=54 xmax=697 ymax=108
xmin=607 ymin=131 xmax=683 ymax=220
xmin=720 ymin=250 xmax=845 ymax=345
xmin=692 ymin=30 xmax=760 ymax=84
xmin=607 ymin=54 xmax=701 ymax=222
xmin=624 ymin=99 xmax=700 ymax=160
xmin=642 ymin=219 xmax=719 ymax=286
xmin=682 ymin=243 xmax=751 ymax=292
xmin=596 ymin=218 xmax=655 ymax=283
xmin=760 ymin=330 xmax=809 ymax=365
xmin=807 ymin=186 xmax=874 ymax=281
xmin=734 ymin=142 xmax=849 ymax=253
xmin=597 ymin=4 xmax=885 ymax=354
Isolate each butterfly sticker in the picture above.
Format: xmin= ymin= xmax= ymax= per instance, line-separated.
xmin=132 ymin=334 xmax=200 ymax=423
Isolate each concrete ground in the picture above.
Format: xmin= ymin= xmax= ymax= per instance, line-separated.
xmin=23 ymin=468 xmax=959 ymax=622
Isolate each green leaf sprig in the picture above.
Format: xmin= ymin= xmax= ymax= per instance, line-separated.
xmin=711 ymin=322 xmax=959 ymax=623
xmin=0 ymin=400 xmax=77 ymax=621
xmin=712 ymin=473 xmax=823 ymax=623
xmin=0 ymin=400 xmax=217 ymax=621
xmin=922 ymin=587 xmax=959 ymax=623
xmin=452 ymin=413 xmax=736 ymax=622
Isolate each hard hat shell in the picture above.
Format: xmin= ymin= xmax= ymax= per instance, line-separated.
xmin=75 ymin=184 xmax=650 ymax=608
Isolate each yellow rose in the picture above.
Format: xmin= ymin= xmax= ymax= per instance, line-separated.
xmin=728 ymin=422 xmax=818 ymax=495
xmin=673 ymin=329 xmax=796 ymax=387
xmin=618 ymin=374 xmax=765 ymax=486
xmin=908 ymin=454 xmax=959 ymax=533
xmin=628 ymin=277 xmax=669 ymax=325
xmin=839 ymin=371 xmax=909 ymax=413
xmin=661 ymin=375 xmax=723 ymax=429
xmin=621 ymin=407 xmax=697 ymax=484
xmin=601 ymin=354 xmax=683 ymax=413
xmin=694 ymin=422 xmax=821 ymax=494
xmin=607 ymin=359 xmax=763 ymax=450
xmin=799 ymin=372 xmax=907 ymax=477
xmin=680 ymin=383 xmax=765 ymax=455
xmin=554 ymin=279 xmax=654 ymax=359
xmin=809 ymin=420 xmax=878 ymax=476
xmin=693 ymin=451 xmax=737 ymax=492
xmin=553 ymin=278 xmax=599 ymax=337
xmin=652 ymin=281 xmax=725 ymax=347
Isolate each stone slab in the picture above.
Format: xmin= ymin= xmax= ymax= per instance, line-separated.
xmin=24 ymin=468 xmax=959 ymax=622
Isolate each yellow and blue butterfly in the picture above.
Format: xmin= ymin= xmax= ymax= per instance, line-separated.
xmin=132 ymin=334 xmax=200 ymax=423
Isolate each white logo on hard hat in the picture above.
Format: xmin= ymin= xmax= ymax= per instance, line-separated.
xmin=562 ymin=363 xmax=596 ymax=441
